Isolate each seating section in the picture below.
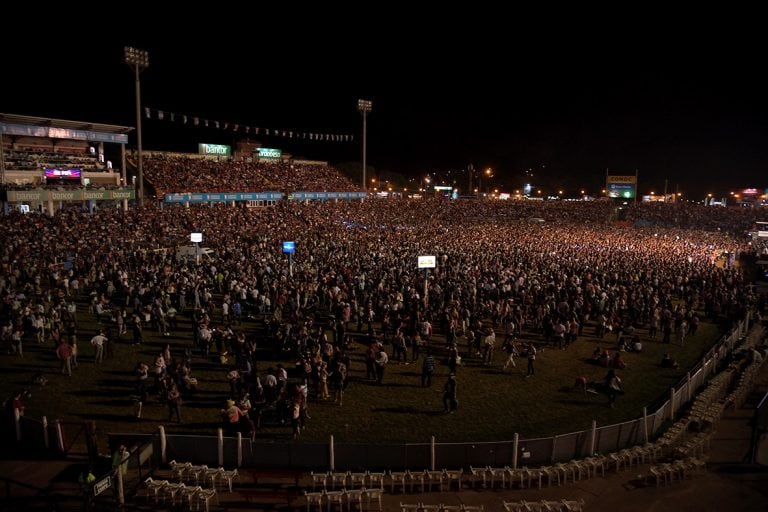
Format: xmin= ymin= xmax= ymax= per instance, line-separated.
xmin=142 ymin=154 xmax=362 ymax=195
xmin=3 ymin=147 xmax=103 ymax=172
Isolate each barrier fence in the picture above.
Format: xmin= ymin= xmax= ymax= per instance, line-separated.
xmin=10 ymin=315 xmax=753 ymax=471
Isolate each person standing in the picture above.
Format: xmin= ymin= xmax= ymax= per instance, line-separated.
xmin=442 ymin=374 xmax=458 ymax=413
xmin=421 ymin=352 xmax=436 ymax=387
xmin=90 ymin=330 xmax=108 ymax=364
xmin=375 ymin=349 xmax=388 ymax=385
xmin=167 ymin=384 xmax=183 ymax=423
xmin=604 ymin=369 xmax=623 ymax=408
xmin=56 ymin=340 xmax=73 ymax=376
xmin=525 ymin=342 xmax=537 ymax=378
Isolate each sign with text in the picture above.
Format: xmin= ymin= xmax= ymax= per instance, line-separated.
xmin=190 ymin=233 xmax=203 ymax=243
xmin=606 ymin=175 xmax=637 ymax=199
xmin=6 ymin=188 xmax=135 ymax=202
xmin=198 ymin=143 xmax=231 ymax=156
xmin=418 ymin=255 xmax=436 ymax=269
xmin=257 ymin=147 xmax=282 ymax=158
xmin=282 ymin=241 xmax=295 ymax=254
xmin=164 ymin=192 xmax=283 ymax=203
xmin=93 ymin=475 xmax=111 ymax=496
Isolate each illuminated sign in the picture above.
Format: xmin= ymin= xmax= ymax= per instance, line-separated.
xmin=606 ymin=175 xmax=637 ymax=199
xmin=606 ymin=175 xmax=637 ymax=184
xmin=45 ymin=168 xmax=81 ymax=178
xmin=257 ymin=147 xmax=282 ymax=158
xmin=198 ymin=143 xmax=231 ymax=156
xmin=190 ymin=233 xmax=203 ymax=243
xmin=282 ymin=241 xmax=295 ymax=254
xmin=418 ymin=255 xmax=436 ymax=269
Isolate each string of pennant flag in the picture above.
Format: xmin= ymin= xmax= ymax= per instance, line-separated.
xmin=144 ymin=107 xmax=355 ymax=142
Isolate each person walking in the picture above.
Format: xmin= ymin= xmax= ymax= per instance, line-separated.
xmin=442 ymin=373 xmax=458 ymax=414
xmin=502 ymin=338 xmax=518 ymax=370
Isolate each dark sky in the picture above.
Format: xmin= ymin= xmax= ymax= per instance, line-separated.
xmin=3 ymin=15 xmax=767 ymax=198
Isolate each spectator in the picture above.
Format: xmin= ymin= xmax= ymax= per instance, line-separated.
xmin=442 ymin=373 xmax=458 ymax=414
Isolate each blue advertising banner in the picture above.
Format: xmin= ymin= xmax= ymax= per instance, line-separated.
xmin=163 ymin=192 xmax=284 ymax=203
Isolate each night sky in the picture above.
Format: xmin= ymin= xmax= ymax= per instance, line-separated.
xmin=3 ymin=16 xmax=767 ymax=198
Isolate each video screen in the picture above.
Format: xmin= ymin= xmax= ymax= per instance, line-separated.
xmin=45 ymin=168 xmax=82 ymax=179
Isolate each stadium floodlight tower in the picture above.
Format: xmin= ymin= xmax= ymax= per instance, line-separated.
xmin=357 ymin=99 xmax=373 ymax=193
xmin=123 ymin=46 xmax=149 ymax=206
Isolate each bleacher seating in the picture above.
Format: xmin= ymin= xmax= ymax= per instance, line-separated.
xmin=142 ymin=154 xmax=362 ymax=195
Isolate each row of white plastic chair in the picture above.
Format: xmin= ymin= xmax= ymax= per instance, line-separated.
xmin=729 ymin=356 xmax=765 ymax=409
xmin=168 ymin=460 xmax=239 ymax=492
xmin=503 ymin=499 xmax=584 ymax=512
xmin=311 ymin=470 xmax=386 ymax=491
xmin=388 ymin=470 xmax=464 ymax=493
xmin=648 ymin=456 xmax=707 ymax=486
xmin=400 ymin=503 xmax=484 ymax=512
xmin=305 ymin=488 xmax=384 ymax=512
xmin=142 ymin=477 xmax=217 ymax=512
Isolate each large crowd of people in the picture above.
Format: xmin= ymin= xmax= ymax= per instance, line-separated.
xmin=142 ymin=155 xmax=362 ymax=195
xmin=1 ymin=196 xmax=767 ymax=437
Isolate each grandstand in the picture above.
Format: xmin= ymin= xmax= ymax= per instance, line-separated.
xmin=140 ymin=152 xmax=364 ymax=197
xmin=1 ymin=113 xmax=135 ymax=210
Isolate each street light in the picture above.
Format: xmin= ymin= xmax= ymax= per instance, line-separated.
xmin=357 ymin=99 xmax=372 ymax=192
xmin=124 ymin=46 xmax=149 ymax=206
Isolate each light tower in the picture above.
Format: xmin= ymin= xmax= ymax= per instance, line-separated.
xmin=123 ymin=46 xmax=149 ymax=206
xmin=357 ymin=99 xmax=372 ymax=192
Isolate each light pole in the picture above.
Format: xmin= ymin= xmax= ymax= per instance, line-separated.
xmin=124 ymin=46 xmax=149 ymax=206
xmin=357 ymin=99 xmax=372 ymax=192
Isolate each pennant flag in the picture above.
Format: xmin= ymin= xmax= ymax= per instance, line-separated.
xmin=158 ymin=111 xmax=164 ymax=120
xmin=245 ymin=126 xmax=249 ymax=134
xmin=233 ymin=124 xmax=239 ymax=132
xmin=289 ymin=131 xmax=293 ymax=138
xmin=266 ymin=129 xmax=270 ymax=135
xmin=204 ymin=120 xmax=209 ymax=127
xmin=170 ymin=113 xmax=175 ymax=122
xmin=255 ymin=128 xmax=260 ymax=135
xmin=223 ymin=123 xmax=228 ymax=130
xmin=350 ymin=135 xmax=354 ymax=142
xmin=145 ymin=107 xmax=151 ymax=119
xmin=215 ymin=121 xmax=220 ymax=129
xmin=194 ymin=117 xmax=199 ymax=126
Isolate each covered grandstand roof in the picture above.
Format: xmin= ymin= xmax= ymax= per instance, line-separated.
xmin=0 ymin=113 xmax=133 ymax=134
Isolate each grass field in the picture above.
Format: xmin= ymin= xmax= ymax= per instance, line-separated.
xmin=1 ymin=299 xmax=728 ymax=445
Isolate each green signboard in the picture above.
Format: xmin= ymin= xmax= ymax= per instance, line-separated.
xmin=6 ymin=188 xmax=136 ymax=202
xmin=257 ymin=147 xmax=282 ymax=159
xmin=198 ymin=143 xmax=232 ymax=156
